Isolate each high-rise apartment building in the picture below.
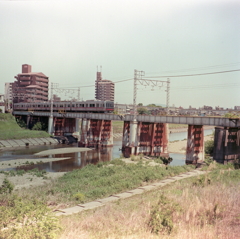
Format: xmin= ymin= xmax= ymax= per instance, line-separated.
xmin=95 ymin=71 xmax=114 ymax=101
xmin=12 ymin=64 xmax=49 ymax=103
xmin=4 ymin=82 xmax=13 ymax=110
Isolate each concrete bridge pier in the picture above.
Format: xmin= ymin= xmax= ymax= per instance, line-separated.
xmin=186 ymin=125 xmax=204 ymax=164
xmin=72 ymin=118 xmax=80 ymax=142
xmin=79 ymin=118 xmax=90 ymax=147
xmin=48 ymin=116 xmax=54 ymax=135
xmin=213 ymin=127 xmax=240 ymax=163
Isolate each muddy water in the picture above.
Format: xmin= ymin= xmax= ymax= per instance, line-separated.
xmin=0 ymin=129 xmax=213 ymax=172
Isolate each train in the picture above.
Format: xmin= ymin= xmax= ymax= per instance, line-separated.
xmin=13 ymin=99 xmax=114 ymax=113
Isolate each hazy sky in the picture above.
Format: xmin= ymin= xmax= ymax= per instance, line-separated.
xmin=0 ymin=0 xmax=239 ymax=108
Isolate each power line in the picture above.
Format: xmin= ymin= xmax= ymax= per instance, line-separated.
xmin=146 ymin=69 xmax=240 ymax=78
xmin=147 ymin=62 xmax=240 ymax=75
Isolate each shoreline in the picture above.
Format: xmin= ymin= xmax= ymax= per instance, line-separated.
xmin=169 ymin=125 xmax=214 ymax=133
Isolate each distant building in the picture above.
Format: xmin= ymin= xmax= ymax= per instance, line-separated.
xmin=95 ymin=71 xmax=114 ymax=101
xmin=203 ymin=105 xmax=213 ymax=110
xmin=4 ymin=82 xmax=13 ymax=110
xmin=0 ymin=93 xmax=5 ymax=113
xmin=12 ymin=64 xmax=49 ymax=103
xmin=234 ymin=106 xmax=240 ymax=110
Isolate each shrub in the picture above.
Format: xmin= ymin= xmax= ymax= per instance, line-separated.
xmin=32 ymin=122 xmax=47 ymax=131
xmin=205 ymin=140 xmax=214 ymax=155
xmin=148 ymin=194 xmax=180 ymax=235
xmin=0 ymin=196 xmax=61 ymax=239
xmin=16 ymin=118 xmax=27 ymax=128
xmin=0 ymin=178 xmax=14 ymax=194
xmin=72 ymin=193 xmax=85 ymax=203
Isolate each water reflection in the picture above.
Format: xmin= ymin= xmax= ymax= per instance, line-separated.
xmin=0 ymin=129 xmax=213 ymax=172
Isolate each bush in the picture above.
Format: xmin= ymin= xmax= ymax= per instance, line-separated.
xmin=16 ymin=118 xmax=27 ymax=128
xmin=148 ymin=194 xmax=180 ymax=235
xmin=72 ymin=193 xmax=85 ymax=203
xmin=32 ymin=121 xmax=47 ymax=131
xmin=0 ymin=196 xmax=61 ymax=239
xmin=205 ymin=140 xmax=214 ymax=155
xmin=0 ymin=178 xmax=14 ymax=194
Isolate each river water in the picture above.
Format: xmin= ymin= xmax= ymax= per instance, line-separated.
xmin=0 ymin=129 xmax=214 ymax=172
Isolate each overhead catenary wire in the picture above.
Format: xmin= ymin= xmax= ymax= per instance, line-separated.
xmin=146 ymin=69 xmax=240 ymax=78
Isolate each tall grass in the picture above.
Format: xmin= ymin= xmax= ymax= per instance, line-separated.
xmin=59 ymin=167 xmax=240 ymax=239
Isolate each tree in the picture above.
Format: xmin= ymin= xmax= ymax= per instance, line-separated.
xmin=137 ymin=107 xmax=149 ymax=115
xmin=138 ymin=103 xmax=143 ymax=106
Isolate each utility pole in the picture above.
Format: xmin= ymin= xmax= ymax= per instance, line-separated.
xmin=133 ymin=70 xmax=145 ymax=121
xmin=166 ymin=78 xmax=170 ymax=115
xmin=48 ymin=82 xmax=58 ymax=135
xmin=78 ymin=87 xmax=80 ymax=101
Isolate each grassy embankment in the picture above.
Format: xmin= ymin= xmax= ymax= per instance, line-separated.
xmin=58 ymin=163 xmax=240 ymax=239
xmin=1 ymin=159 xmax=239 ymax=238
xmin=0 ymin=113 xmax=50 ymax=140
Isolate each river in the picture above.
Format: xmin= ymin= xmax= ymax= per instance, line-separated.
xmin=0 ymin=129 xmax=214 ymax=172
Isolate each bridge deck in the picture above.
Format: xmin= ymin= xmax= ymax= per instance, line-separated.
xmin=13 ymin=111 xmax=240 ymax=128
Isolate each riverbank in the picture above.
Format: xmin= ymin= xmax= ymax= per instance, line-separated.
xmin=169 ymin=134 xmax=214 ymax=154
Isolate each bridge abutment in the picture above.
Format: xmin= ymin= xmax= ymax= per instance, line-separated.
xmin=213 ymin=127 xmax=240 ymax=163
xmin=186 ymin=125 xmax=204 ymax=164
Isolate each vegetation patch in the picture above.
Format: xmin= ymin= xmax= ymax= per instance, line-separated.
xmin=0 ymin=113 xmax=50 ymax=140
xmin=0 ymin=196 xmax=61 ymax=239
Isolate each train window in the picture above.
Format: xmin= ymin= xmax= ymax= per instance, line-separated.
xmin=86 ymin=104 xmax=88 ymax=107
xmin=76 ymin=104 xmax=78 ymax=107
xmin=38 ymin=105 xmax=40 ymax=107
xmin=96 ymin=104 xmax=99 ymax=107
xmin=68 ymin=104 xmax=70 ymax=107
xmin=90 ymin=104 xmax=95 ymax=107
xmin=72 ymin=104 xmax=75 ymax=107
xmin=60 ymin=105 xmax=63 ymax=107
xmin=53 ymin=104 xmax=56 ymax=107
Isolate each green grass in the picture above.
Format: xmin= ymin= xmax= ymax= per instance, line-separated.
xmin=15 ymin=161 xmax=194 ymax=206
xmin=169 ymin=124 xmax=187 ymax=129
xmin=0 ymin=113 xmax=50 ymax=140
xmin=112 ymin=121 xmax=124 ymax=133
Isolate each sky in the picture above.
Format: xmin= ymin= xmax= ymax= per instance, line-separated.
xmin=0 ymin=0 xmax=239 ymax=109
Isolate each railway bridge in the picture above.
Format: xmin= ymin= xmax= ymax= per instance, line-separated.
xmin=13 ymin=111 xmax=240 ymax=164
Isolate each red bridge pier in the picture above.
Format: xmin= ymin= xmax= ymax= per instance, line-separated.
xmin=122 ymin=121 xmax=169 ymax=158
xmin=78 ymin=119 xmax=113 ymax=148
xmin=213 ymin=127 xmax=240 ymax=163
xmin=186 ymin=125 xmax=204 ymax=164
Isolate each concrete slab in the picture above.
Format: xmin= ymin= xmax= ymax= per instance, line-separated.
xmin=152 ymin=182 xmax=169 ymax=187
xmin=96 ymin=196 xmax=121 ymax=204
xmin=47 ymin=138 xmax=59 ymax=144
xmin=39 ymin=138 xmax=50 ymax=144
xmin=6 ymin=140 xmax=19 ymax=147
xmin=28 ymin=138 xmax=39 ymax=145
xmin=55 ymin=206 xmax=85 ymax=215
xmin=113 ymin=192 xmax=134 ymax=199
xmin=138 ymin=185 xmax=157 ymax=191
xmin=160 ymin=179 xmax=176 ymax=184
xmin=22 ymin=139 xmax=35 ymax=146
xmin=127 ymin=188 xmax=145 ymax=194
xmin=12 ymin=139 xmax=26 ymax=146
xmin=0 ymin=140 xmax=12 ymax=147
xmin=78 ymin=201 xmax=103 ymax=210
xmin=34 ymin=138 xmax=45 ymax=145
